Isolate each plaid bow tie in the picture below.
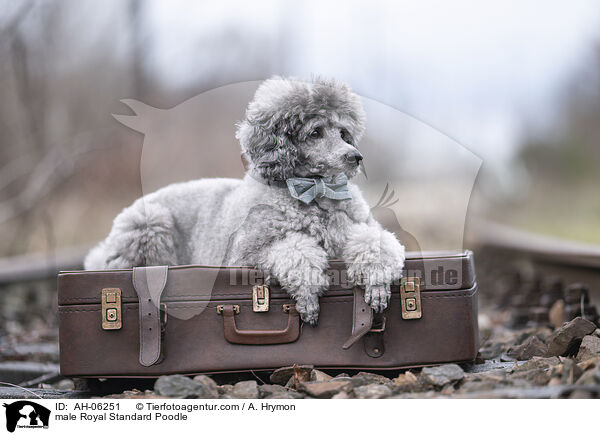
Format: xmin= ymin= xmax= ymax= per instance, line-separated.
xmin=285 ymin=173 xmax=352 ymax=204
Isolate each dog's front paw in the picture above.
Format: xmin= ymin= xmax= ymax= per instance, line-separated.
xmin=295 ymin=295 xmax=320 ymax=326
xmin=364 ymin=283 xmax=391 ymax=313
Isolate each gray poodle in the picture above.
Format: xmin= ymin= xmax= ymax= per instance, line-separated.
xmin=85 ymin=76 xmax=406 ymax=324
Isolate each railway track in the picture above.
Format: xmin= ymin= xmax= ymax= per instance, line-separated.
xmin=468 ymin=221 xmax=600 ymax=322
xmin=1 ymin=230 xmax=599 ymax=398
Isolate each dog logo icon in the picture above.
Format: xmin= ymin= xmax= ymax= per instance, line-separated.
xmin=2 ymin=401 xmax=50 ymax=432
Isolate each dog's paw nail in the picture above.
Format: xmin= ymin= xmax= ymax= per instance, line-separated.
xmin=301 ymin=314 xmax=319 ymax=325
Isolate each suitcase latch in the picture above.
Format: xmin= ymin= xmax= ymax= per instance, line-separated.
xmin=252 ymin=285 xmax=270 ymax=312
xmin=400 ymin=277 xmax=422 ymax=319
xmin=101 ymin=288 xmax=122 ymax=330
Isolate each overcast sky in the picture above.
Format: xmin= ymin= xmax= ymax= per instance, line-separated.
xmin=145 ymin=1 xmax=600 ymax=168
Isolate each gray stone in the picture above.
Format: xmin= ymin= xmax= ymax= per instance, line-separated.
xmin=259 ymin=384 xmax=287 ymax=397
xmin=232 ymin=380 xmax=259 ymax=399
xmin=353 ymin=384 xmax=393 ymax=399
xmin=462 ymin=371 xmax=508 ymax=384
xmin=54 ymin=379 xmax=75 ymax=390
xmin=297 ymin=380 xmax=351 ymax=398
xmin=549 ymin=300 xmax=565 ymax=328
xmin=310 ymin=369 xmax=332 ymax=382
xmin=462 ymin=361 xmax=518 ymax=373
xmin=349 ymin=372 xmax=394 ymax=392
xmin=192 ymin=375 xmax=219 ymax=398
xmin=217 ymin=384 xmax=233 ymax=397
xmin=548 ymin=377 xmax=562 ymax=386
xmin=510 ymin=368 xmax=551 ymax=386
xmin=440 ymin=384 xmax=456 ymax=395
xmin=479 ymin=342 xmax=506 ymax=360
xmin=545 ymin=317 xmax=596 ymax=357
xmin=499 ymin=354 xmax=517 ymax=362
xmin=284 ymin=376 xmax=296 ymax=389
xmin=560 ymin=359 xmax=584 ymax=384
xmin=259 ymin=385 xmax=304 ymax=399
xmin=459 ymin=381 xmax=500 ymax=393
xmin=444 ymin=385 xmax=600 ymax=399
xmin=577 ymin=355 xmax=600 ymax=372
xmin=568 ymin=389 xmax=593 ymax=399
xmin=102 ymin=389 xmax=165 ymax=399
xmin=512 ymin=356 xmax=560 ymax=372
xmin=351 ymin=372 xmax=391 ymax=385
xmin=269 ymin=365 xmax=313 ymax=385
xmin=507 ymin=336 xmax=547 ymax=361
xmin=514 ymin=328 xmax=552 ymax=345
xmin=575 ymin=367 xmax=600 ymax=385
xmin=576 ymin=335 xmax=600 ymax=361
xmin=154 ymin=375 xmax=217 ymax=398
xmin=420 ymin=364 xmax=464 ymax=387
xmin=267 ymin=391 xmax=305 ymax=399
xmin=391 ymin=372 xmax=422 ymax=393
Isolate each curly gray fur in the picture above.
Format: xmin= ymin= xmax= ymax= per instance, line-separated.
xmin=85 ymin=76 xmax=405 ymax=324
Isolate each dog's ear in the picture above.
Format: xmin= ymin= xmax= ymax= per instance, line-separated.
xmin=236 ymin=120 xmax=297 ymax=181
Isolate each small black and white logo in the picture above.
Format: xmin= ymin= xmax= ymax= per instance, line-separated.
xmin=3 ymin=401 xmax=50 ymax=433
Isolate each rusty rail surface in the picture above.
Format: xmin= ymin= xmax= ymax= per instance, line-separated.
xmin=470 ymin=221 xmax=600 ymax=269
xmin=468 ymin=220 xmax=600 ymax=308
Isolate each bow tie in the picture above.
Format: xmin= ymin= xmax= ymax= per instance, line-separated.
xmin=285 ymin=173 xmax=352 ymax=204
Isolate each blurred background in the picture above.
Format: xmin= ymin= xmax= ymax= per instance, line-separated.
xmin=1 ymin=0 xmax=600 ymax=393
xmin=2 ymin=0 xmax=600 ymax=261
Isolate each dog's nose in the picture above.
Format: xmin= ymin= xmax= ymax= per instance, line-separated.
xmin=345 ymin=150 xmax=363 ymax=165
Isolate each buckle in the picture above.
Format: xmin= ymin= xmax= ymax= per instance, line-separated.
xmin=252 ymin=285 xmax=270 ymax=312
xmin=101 ymin=288 xmax=122 ymax=330
xmin=369 ymin=316 xmax=386 ymax=333
xmin=400 ymin=277 xmax=422 ymax=319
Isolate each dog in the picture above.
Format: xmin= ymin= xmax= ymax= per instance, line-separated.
xmin=85 ymin=76 xmax=406 ymax=324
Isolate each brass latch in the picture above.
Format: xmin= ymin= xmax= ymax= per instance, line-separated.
xmin=252 ymin=285 xmax=270 ymax=312
xmin=101 ymin=288 xmax=122 ymax=330
xmin=400 ymin=277 xmax=422 ymax=320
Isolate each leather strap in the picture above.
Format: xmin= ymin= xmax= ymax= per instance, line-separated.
xmin=364 ymin=313 xmax=386 ymax=358
xmin=342 ymin=287 xmax=374 ymax=349
xmin=132 ymin=265 xmax=168 ymax=366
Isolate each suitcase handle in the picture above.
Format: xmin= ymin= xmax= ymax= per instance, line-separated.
xmin=217 ymin=304 xmax=300 ymax=345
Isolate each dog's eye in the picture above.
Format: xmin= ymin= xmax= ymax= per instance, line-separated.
xmin=340 ymin=129 xmax=352 ymax=143
xmin=309 ymin=129 xmax=321 ymax=139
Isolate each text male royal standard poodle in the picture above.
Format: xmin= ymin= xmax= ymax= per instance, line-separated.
xmin=85 ymin=77 xmax=406 ymax=324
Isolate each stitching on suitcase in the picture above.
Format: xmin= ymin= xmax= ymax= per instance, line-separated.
xmin=59 ymin=308 xmax=101 ymax=312
xmin=59 ymin=306 xmax=139 ymax=312
xmin=59 ymin=290 xmax=477 ymax=308
xmin=422 ymin=292 xmax=477 ymax=300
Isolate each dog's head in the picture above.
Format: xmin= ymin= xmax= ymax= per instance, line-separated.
xmin=236 ymin=76 xmax=366 ymax=181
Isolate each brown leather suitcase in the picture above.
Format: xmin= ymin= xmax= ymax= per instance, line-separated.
xmin=57 ymin=251 xmax=478 ymax=377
